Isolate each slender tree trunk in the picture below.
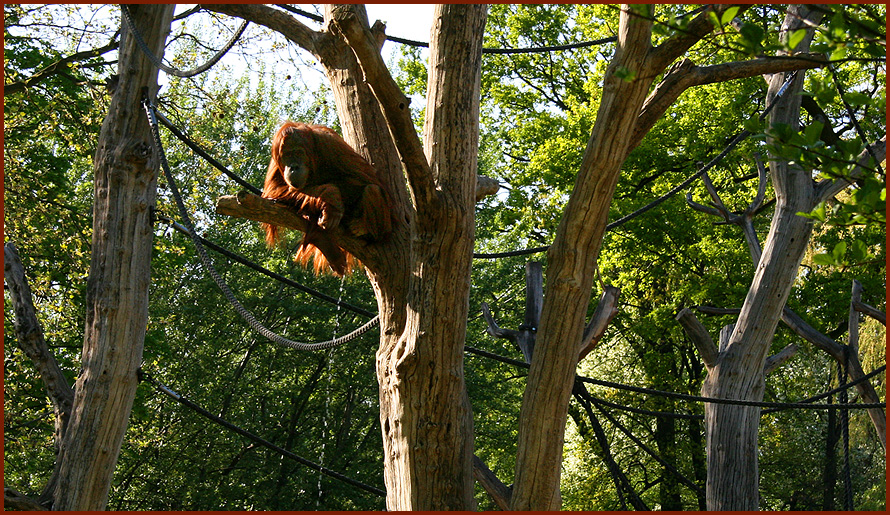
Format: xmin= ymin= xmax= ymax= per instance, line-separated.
xmin=822 ymin=393 xmax=839 ymax=510
xmin=511 ymin=7 xmax=655 ymax=509
xmin=700 ymin=5 xmax=824 ymax=510
xmin=51 ymin=4 xmax=174 ymax=510
xmin=655 ymin=408 xmax=682 ymax=510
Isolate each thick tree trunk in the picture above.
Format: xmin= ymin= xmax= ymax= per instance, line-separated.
xmin=701 ymin=5 xmax=823 ymax=511
xmin=51 ymin=4 xmax=174 ymax=510
xmin=319 ymin=4 xmax=487 ymax=509
xmin=510 ymin=7 xmax=655 ymax=509
xmin=200 ymin=4 xmax=486 ymax=508
xmin=370 ymin=5 xmax=487 ymax=509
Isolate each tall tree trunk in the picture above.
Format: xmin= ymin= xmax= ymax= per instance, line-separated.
xmin=510 ymin=7 xmax=655 ymax=509
xmin=370 ymin=5 xmax=487 ymax=509
xmin=700 ymin=5 xmax=824 ymax=511
xmin=51 ymin=4 xmax=174 ymax=510
xmin=821 ymin=394 xmax=839 ymax=510
xmin=655 ymin=408 xmax=682 ymax=510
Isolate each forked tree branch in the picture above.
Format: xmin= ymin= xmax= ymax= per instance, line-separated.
xmin=763 ymin=343 xmax=797 ymax=374
xmin=578 ymin=286 xmax=621 ymax=361
xmin=631 ymin=54 xmax=827 ymax=151
xmin=328 ymin=5 xmax=437 ymax=211
xmin=676 ymin=307 xmax=718 ymax=370
xmin=853 ymin=300 xmax=886 ymax=326
xmin=646 ymin=5 xmax=750 ymax=72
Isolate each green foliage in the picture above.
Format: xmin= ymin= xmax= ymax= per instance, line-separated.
xmin=4 ymin=6 xmax=107 ymax=492
xmin=464 ymin=3 xmax=885 ymax=510
xmin=4 ymin=6 xmax=383 ymax=510
xmin=4 ymin=3 xmax=885 ymax=512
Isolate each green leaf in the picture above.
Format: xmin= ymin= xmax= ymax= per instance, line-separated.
xmin=720 ymin=6 xmax=740 ymax=26
xmin=739 ymin=22 xmax=765 ymax=49
xmin=843 ymin=91 xmax=872 ymax=106
xmin=831 ymin=240 xmax=847 ymax=261
xmin=798 ymin=203 xmax=826 ymax=222
xmin=743 ymin=115 xmax=764 ymax=133
xmin=787 ymin=28 xmax=807 ymax=51
xmin=802 ymin=121 xmax=824 ymax=145
xmin=830 ymin=44 xmax=848 ymax=61
xmin=849 ymin=239 xmax=869 ymax=262
xmin=812 ymin=253 xmax=837 ymax=266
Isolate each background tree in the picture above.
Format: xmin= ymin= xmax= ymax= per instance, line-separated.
xmin=5 ymin=3 xmax=885 ymax=511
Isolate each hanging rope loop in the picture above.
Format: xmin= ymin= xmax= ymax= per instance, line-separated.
xmin=143 ymin=98 xmax=379 ymax=351
xmin=121 ymin=4 xmax=248 ymax=78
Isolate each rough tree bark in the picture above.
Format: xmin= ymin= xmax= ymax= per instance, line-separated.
xmin=204 ymin=3 xmax=486 ymax=509
xmin=509 ymin=9 xmax=654 ymax=508
xmin=696 ymin=7 xmax=858 ymax=510
xmin=204 ymin=3 xmax=854 ymax=510
xmin=508 ymin=5 xmax=765 ymax=509
xmin=674 ymin=5 xmax=881 ymax=511
xmin=50 ymin=4 xmax=175 ymax=510
xmin=336 ymin=5 xmax=487 ymax=508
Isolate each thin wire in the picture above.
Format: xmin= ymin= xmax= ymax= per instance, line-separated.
xmin=473 ymin=72 xmax=800 ymax=259
xmin=465 ymin=345 xmax=886 ymax=410
xmin=139 ymin=370 xmax=386 ymax=498
xmin=274 ymin=4 xmax=617 ymax=55
xmin=580 ymin=385 xmax=705 ymax=495
xmin=154 ymin=110 xmax=262 ymax=195
xmin=121 ymin=4 xmax=249 ymax=78
xmin=157 ymin=215 xmax=376 ymax=318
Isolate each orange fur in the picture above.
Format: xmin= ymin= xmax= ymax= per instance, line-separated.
xmin=261 ymin=121 xmax=393 ymax=275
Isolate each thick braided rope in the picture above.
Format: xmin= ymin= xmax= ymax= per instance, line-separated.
xmin=121 ymin=4 xmax=248 ymax=78
xmin=144 ymin=99 xmax=379 ymax=351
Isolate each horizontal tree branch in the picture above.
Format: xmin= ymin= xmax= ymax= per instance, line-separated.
xmin=476 ymin=175 xmax=500 ymax=201
xmin=200 ymin=3 xmax=320 ymax=53
xmin=4 ymin=38 xmax=119 ymax=96
xmin=853 ymin=300 xmax=886 ymax=326
xmin=216 ymin=191 xmax=313 ymax=233
xmin=763 ymin=343 xmax=797 ymax=375
xmin=695 ymin=304 xmax=846 ymax=361
xmin=4 ymin=487 xmax=47 ymax=511
xmin=480 ymin=302 xmax=519 ymax=341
